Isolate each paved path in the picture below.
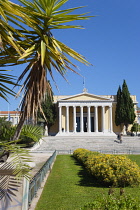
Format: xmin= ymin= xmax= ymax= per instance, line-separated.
xmin=36 ymin=135 xmax=140 ymax=154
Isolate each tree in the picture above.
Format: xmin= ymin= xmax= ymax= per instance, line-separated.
xmin=115 ymin=80 xmax=136 ymax=131
xmin=131 ymin=123 xmax=140 ymax=133
xmin=0 ymin=0 xmax=93 ymax=140
xmin=115 ymin=86 xmax=122 ymax=126
xmin=37 ymin=92 xmax=56 ymax=133
xmin=0 ymin=117 xmax=12 ymax=140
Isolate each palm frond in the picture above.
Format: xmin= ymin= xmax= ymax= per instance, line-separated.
xmin=0 ymin=162 xmax=21 ymax=202
xmin=20 ymin=124 xmax=43 ymax=142
xmin=0 ymin=70 xmax=17 ymax=101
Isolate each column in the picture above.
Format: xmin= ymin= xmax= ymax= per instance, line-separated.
xmin=109 ymin=105 xmax=113 ymax=132
xmin=59 ymin=106 xmax=62 ymax=133
xmin=80 ymin=106 xmax=83 ymax=132
xmin=102 ymin=106 xmax=105 ymax=132
xmin=87 ymin=106 xmax=91 ymax=132
xmin=66 ymin=106 xmax=69 ymax=132
xmin=94 ymin=106 xmax=98 ymax=132
xmin=73 ymin=106 xmax=76 ymax=133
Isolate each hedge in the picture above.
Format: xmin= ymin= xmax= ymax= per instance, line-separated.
xmin=73 ymin=148 xmax=140 ymax=187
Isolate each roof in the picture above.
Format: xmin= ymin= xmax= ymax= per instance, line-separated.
xmin=0 ymin=111 xmax=20 ymax=114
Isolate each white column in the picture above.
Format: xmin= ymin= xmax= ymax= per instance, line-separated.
xmin=73 ymin=106 xmax=76 ymax=133
xmin=102 ymin=106 xmax=105 ymax=132
xmin=66 ymin=106 xmax=69 ymax=133
xmin=94 ymin=106 xmax=98 ymax=132
xmin=87 ymin=106 xmax=91 ymax=132
xmin=109 ymin=105 xmax=113 ymax=132
xmin=80 ymin=106 xmax=83 ymax=132
xmin=59 ymin=106 xmax=62 ymax=133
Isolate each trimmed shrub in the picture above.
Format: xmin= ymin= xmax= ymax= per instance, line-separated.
xmin=73 ymin=149 xmax=140 ymax=187
xmin=73 ymin=148 xmax=99 ymax=164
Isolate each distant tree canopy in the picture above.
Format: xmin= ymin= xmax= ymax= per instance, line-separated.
xmin=0 ymin=117 xmax=13 ymax=141
xmin=115 ymin=80 xmax=136 ymax=131
xmin=37 ymin=91 xmax=56 ymax=132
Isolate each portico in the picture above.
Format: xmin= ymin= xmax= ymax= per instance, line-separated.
xmin=56 ymin=92 xmax=114 ymax=136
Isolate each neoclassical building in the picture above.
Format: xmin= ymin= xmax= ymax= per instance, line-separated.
xmin=49 ymin=89 xmax=138 ymax=136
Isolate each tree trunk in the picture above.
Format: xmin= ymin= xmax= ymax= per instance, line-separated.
xmin=124 ymin=123 xmax=128 ymax=132
xmin=12 ymin=114 xmax=25 ymax=141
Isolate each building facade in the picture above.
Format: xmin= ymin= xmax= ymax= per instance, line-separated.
xmin=0 ymin=111 xmax=20 ymax=126
xmin=49 ymin=90 xmax=138 ymax=136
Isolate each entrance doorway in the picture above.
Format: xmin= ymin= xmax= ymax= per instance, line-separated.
xmin=83 ymin=117 xmax=87 ymax=132
xmin=91 ymin=117 xmax=94 ymax=132
xmin=76 ymin=117 xmax=80 ymax=132
xmin=76 ymin=115 xmax=94 ymax=132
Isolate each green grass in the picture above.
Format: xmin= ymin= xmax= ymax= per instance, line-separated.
xmin=127 ymin=154 xmax=140 ymax=166
xmin=35 ymin=155 xmax=140 ymax=210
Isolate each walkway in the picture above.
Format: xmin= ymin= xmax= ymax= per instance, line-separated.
xmin=36 ymin=135 xmax=140 ymax=154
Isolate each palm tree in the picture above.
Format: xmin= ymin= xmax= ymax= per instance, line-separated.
xmin=0 ymin=0 xmax=93 ymax=140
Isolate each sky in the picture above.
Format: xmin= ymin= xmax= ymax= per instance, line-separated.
xmin=1 ymin=0 xmax=140 ymax=111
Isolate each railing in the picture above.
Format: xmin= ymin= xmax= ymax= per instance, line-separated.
xmin=56 ymin=149 xmax=140 ymax=155
xmin=28 ymin=150 xmax=57 ymax=207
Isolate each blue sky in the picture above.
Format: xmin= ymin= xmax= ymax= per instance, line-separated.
xmin=1 ymin=0 xmax=140 ymax=111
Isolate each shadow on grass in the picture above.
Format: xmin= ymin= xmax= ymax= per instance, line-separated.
xmin=71 ymin=156 xmax=106 ymax=188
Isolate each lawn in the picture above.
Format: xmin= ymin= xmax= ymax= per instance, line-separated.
xmin=35 ymin=154 xmax=140 ymax=210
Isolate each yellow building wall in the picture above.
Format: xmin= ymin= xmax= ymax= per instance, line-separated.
xmin=105 ymin=107 xmax=109 ymax=131
xmin=69 ymin=107 xmax=73 ymax=131
xmin=62 ymin=107 xmax=66 ymax=131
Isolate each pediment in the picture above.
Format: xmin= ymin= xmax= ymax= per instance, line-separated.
xmin=59 ymin=92 xmax=113 ymax=102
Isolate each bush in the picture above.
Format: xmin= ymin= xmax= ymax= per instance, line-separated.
xmin=82 ymin=195 xmax=140 ymax=210
xmin=73 ymin=149 xmax=140 ymax=187
xmin=0 ymin=117 xmax=15 ymax=141
xmin=73 ymin=148 xmax=94 ymax=164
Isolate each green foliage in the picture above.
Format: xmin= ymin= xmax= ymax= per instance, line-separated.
xmin=115 ymin=80 xmax=136 ymax=130
xmin=0 ymin=143 xmax=31 ymax=179
xmin=73 ymin=148 xmax=99 ymax=164
xmin=115 ymin=86 xmax=122 ymax=126
xmin=0 ymin=118 xmax=43 ymax=145
xmin=37 ymin=90 xmax=56 ymax=131
xmin=0 ymin=117 xmax=15 ymax=141
xmin=122 ymin=80 xmax=136 ymax=128
xmin=131 ymin=123 xmax=140 ymax=132
xmin=0 ymin=70 xmax=17 ymax=102
xmin=73 ymin=149 xmax=140 ymax=187
xmin=19 ymin=124 xmax=44 ymax=145
xmin=82 ymin=195 xmax=140 ymax=210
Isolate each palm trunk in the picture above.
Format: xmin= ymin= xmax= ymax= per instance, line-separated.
xmin=12 ymin=114 xmax=25 ymax=141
